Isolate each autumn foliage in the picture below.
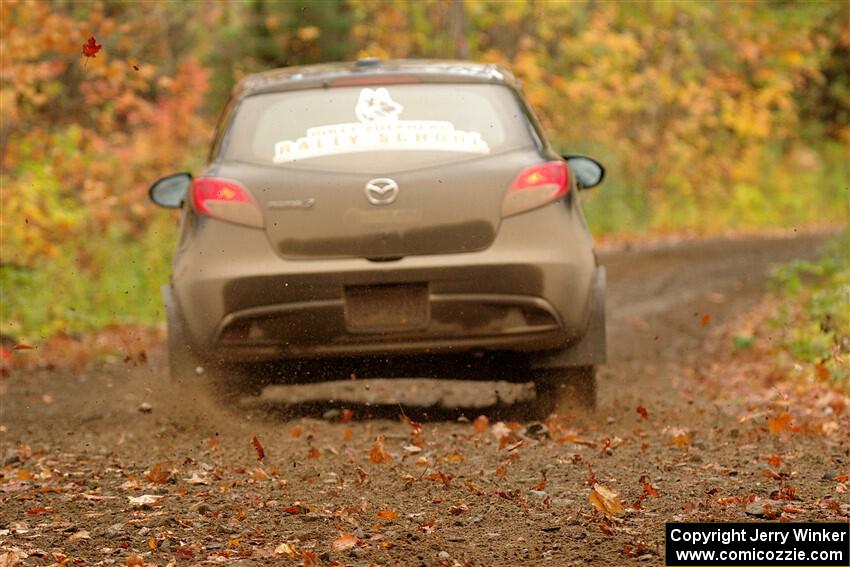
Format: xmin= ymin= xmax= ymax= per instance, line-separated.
xmin=1 ymin=1 xmax=848 ymax=338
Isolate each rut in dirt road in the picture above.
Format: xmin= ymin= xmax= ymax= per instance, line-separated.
xmin=1 ymin=233 xmax=846 ymax=567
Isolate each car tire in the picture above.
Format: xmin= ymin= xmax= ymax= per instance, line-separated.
xmin=532 ymin=365 xmax=597 ymax=417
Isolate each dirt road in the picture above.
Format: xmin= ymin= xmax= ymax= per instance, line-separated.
xmin=2 ymin=233 xmax=847 ymax=566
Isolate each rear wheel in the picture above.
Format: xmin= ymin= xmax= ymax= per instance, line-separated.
xmin=531 ymin=365 xmax=597 ymax=418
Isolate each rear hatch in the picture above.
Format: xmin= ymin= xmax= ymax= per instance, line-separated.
xmin=219 ymin=82 xmax=540 ymax=260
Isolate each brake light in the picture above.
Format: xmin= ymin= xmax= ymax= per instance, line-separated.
xmin=501 ymin=161 xmax=570 ymax=218
xmin=192 ymin=177 xmax=263 ymax=228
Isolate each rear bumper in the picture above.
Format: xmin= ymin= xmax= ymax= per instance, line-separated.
xmin=172 ymin=204 xmax=597 ymax=360
xmin=213 ymin=292 xmax=565 ymax=359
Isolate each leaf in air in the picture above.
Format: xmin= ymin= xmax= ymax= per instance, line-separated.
xmin=763 ymin=454 xmax=782 ymax=468
xmin=768 ymin=412 xmax=793 ymax=435
xmin=404 ymin=416 xmax=423 ymax=435
xmin=332 ymin=533 xmax=359 ymax=552
xmin=588 ymin=484 xmax=625 ymax=518
xmin=82 ymin=36 xmax=102 ymax=58
xmin=252 ymin=434 xmax=265 ymax=461
xmin=473 ymin=415 xmax=489 ymax=433
xmin=369 ymin=435 xmax=392 ymax=464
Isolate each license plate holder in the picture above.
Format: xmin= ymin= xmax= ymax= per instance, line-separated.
xmin=344 ymin=284 xmax=429 ymax=333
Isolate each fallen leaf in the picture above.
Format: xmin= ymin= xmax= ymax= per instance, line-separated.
xmin=588 ymin=484 xmax=624 ymax=518
xmin=252 ymin=467 xmax=270 ymax=481
xmin=0 ymin=551 xmax=25 ymax=567
xmin=147 ymin=537 xmax=156 ymax=550
xmin=252 ymin=434 xmax=265 ymax=461
xmin=473 ymin=415 xmax=489 ymax=433
xmin=68 ymin=530 xmax=90 ymax=542
xmin=12 ymin=343 xmax=33 ymax=351
xmin=290 ymin=426 xmax=303 ymax=439
xmin=184 ymin=473 xmax=209 ymax=485
xmin=636 ymin=405 xmax=649 ymax=420
xmin=332 ymin=533 xmax=359 ymax=552
xmin=643 ymin=483 xmax=660 ymax=497
xmin=274 ymin=543 xmax=297 ymax=557
xmin=26 ymin=507 xmax=52 ymax=515
xmin=283 ymin=503 xmax=308 ymax=514
xmin=128 ymin=494 xmax=162 ymax=508
xmin=81 ymin=36 xmax=102 ymax=58
xmin=449 ymin=502 xmax=469 ymax=515
xmin=126 ymin=554 xmax=144 ymax=567
xmin=144 ymin=462 xmax=170 ymax=484
xmin=531 ymin=471 xmax=547 ymax=491
xmin=701 ymin=313 xmax=711 ymax=326
xmin=447 ymin=452 xmax=464 ymax=463
xmin=377 ymin=509 xmax=399 ymax=521
xmin=307 ymin=446 xmax=321 ymax=460
xmin=302 ymin=550 xmax=319 ymax=566
xmin=341 ymin=409 xmax=354 ymax=423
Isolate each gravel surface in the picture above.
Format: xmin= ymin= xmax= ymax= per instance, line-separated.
xmin=2 ymin=233 xmax=847 ymax=566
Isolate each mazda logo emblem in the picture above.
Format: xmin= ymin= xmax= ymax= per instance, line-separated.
xmin=364 ymin=178 xmax=399 ymax=205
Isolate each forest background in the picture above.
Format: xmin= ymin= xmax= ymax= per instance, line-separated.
xmin=1 ymin=0 xmax=848 ymax=338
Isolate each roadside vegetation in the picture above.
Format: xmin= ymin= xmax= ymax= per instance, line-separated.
xmin=764 ymin=237 xmax=850 ymax=389
xmin=701 ymin=234 xmax=849 ymax=436
xmin=1 ymin=1 xmax=848 ymax=339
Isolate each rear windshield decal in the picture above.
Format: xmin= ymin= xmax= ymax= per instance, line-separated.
xmin=273 ymin=88 xmax=490 ymax=164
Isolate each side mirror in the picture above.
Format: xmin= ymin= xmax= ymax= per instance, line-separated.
xmin=563 ymin=155 xmax=605 ymax=189
xmin=149 ymin=172 xmax=192 ymax=208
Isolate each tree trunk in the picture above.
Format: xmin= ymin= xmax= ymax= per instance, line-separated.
xmin=449 ymin=0 xmax=469 ymax=59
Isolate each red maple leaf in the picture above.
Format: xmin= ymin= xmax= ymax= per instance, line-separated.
xmin=251 ymin=434 xmax=265 ymax=461
xmin=82 ymin=36 xmax=102 ymax=58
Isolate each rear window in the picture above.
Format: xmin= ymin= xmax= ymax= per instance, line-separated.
xmin=222 ymin=83 xmax=536 ymax=173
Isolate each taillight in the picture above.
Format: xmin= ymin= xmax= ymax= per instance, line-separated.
xmin=501 ymin=161 xmax=570 ymax=218
xmin=191 ymin=177 xmax=263 ymax=228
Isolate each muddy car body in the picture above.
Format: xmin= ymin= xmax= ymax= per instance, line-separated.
xmin=150 ymin=59 xmax=606 ymax=411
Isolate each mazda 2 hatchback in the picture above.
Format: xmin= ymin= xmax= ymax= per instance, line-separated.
xmin=149 ymin=59 xmax=606 ymax=413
